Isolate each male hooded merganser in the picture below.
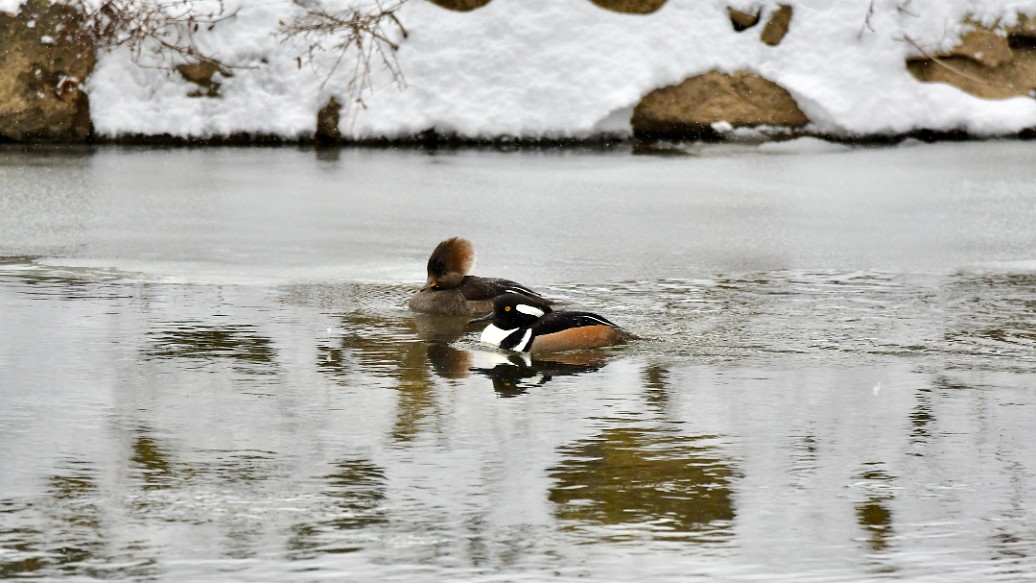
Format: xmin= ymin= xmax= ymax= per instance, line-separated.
xmin=472 ymin=293 xmax=637 ymax=354
xmin=407 ymin=237 xmax=549 ymax=316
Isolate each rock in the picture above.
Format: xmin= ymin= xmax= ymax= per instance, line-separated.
xmin=0 ymin=0 xmax=95 ymax=142
xmin=424 ymin=0 xmax=493 ymax=11
xmin=315 ymin=96 xmax=342 ymax=144
xmin=906 ymin=54 xmax=1036 ymax=100
xmin=589 ymin=0 xmax=668 ymax=14
xmin=948 ymin=29 xmax=1013 ymax=68
xmin=1008 ymin=14 xmax=1036 ymax=38
xmin=728 ymin=6 xmax=761 ymax=32
xmin=631 ymin=70 xmax=809 ymax=140
xmin=906 ymin=24 xmax=1036 ymax=100
xmin=760 ymin=4 xmax=793 ymax=46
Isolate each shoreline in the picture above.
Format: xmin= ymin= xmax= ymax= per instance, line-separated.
xmin=3 ymin=127 xmax=1030 ymax=151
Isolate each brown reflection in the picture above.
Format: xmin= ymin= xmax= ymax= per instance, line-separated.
xmin=318 ymin=312 xmax=465 ymax=442
xmin=126 ymin=427 xmax=274 ymax=504
xmin=125 ymin=426 xmax=278 ymax=561
xmin=145 ymin=321 xmax=277 ymax=373
xmin=853 ymin=465 xmax=896 ymax=553
xmin=130 ymin=432 xmax=181 ymax=490
xmin=0 ymin=459 xmax=156 ymax=579
xmin=125 ymin=427 xmax=194 ymax=516
xmin=909 ymin=386 xmax=933 ymax=449
xmin=414 ymin=314 xmax=472 ymax=343
xmin=318 ymin=310 xmax=618 ymax=436
xmin=287 ymin=458 xmax=387 ymax=559
xmin=318 ymin=313 xmax=436 ymax=381
xmin=44 ymin=464 xmax=105 ymax=575
xmin=2 ymin=440 xmax=181 ymax=579
xmin=471 ymin=353 xmax=609 ymax=397
xmin=643 ymin=364 xmax=671 ymax=412
xmin=427 ymin=343 xmax=473 ymax=379
xmin=0 ymin=501 xmax=44 ymax=578
xmin=548 ymin=427 xmax=737 ymax=542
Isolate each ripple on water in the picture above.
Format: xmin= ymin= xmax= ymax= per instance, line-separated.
xmin=145 ymin=321 xmax=279 ymax=374
xmin=939 ymin=271 xmax=1036 ymax=362
xmin=548 ymin=425 xmax=738 ymax=544
xmin=3 ymin=258 xmax=1036 ymax=582
xmin=539 ymin=269 xmax=1035 ymax=372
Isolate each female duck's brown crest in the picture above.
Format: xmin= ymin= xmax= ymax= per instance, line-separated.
xmin=425 ymin=237 xmax=475 ymax=289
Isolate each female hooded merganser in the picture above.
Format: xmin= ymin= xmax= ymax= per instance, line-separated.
xmin=407 ymin=237 xmax=549 ymax=316
xmin=472 ymin=293 xmax=637 ymax=354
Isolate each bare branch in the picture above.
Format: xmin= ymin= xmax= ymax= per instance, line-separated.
xmin=858 ymin=0 xmax=919 ymax=39
xmin=57 ymin=0 xmax=237 ymax=70
xmin=858 ymin=0 xmax=876 ymax=39
xmin=278 ymin=0 xmax=410 ymax=119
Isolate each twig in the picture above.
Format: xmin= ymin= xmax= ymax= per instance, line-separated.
xmin=858 ymin=0 xmax=876 ymax=38
xmin=58 ymin=0 xmax=238 ymax=71
xmin=278 ymin=0 xmax=410 ymax=120
xmin=858 ymin=0 xmax=919 ymax=39
xmin=903 ymin=34 xmax=1014 ymax=90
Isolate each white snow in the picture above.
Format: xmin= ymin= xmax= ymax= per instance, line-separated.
xmin=7 ymin=0 xmax=1036 ymax=139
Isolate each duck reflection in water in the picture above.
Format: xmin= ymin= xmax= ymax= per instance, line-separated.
xmin=401 ymin=291 xmax=630 ymax=393
xmin=423 ymin=342 xmax=611 ymax=396
xmin=412 ymin=313 xmax=473 ymax=343
xmin=414 ymin=291 xmax=633 ymax=393
xmin=470 ymin=351 xmax=612 ymax=397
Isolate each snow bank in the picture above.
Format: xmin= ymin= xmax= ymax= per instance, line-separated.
xmin=24 ymin=0 xmax=1036 ymax=139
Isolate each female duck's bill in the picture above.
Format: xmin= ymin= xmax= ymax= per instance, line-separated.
xmin=407 ymin=237 xmax=550 ymax=317
xmin=472 ymin=293 xmax=636 ymax=354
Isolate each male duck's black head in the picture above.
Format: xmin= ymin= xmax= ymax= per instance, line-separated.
xmin=472 ymin=293 xmax=553 ymax=351
xmin=422 ymin=237 xmax=475 ymax=291
xmin=473 ymin=292 xmax=553 ymax=326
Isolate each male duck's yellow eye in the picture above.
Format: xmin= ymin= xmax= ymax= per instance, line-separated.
xmin=504 ymin=306 xmax=511 ymax=312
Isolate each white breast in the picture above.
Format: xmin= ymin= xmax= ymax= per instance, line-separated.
xmin=480 ymin=324 xmax=517 ymax=347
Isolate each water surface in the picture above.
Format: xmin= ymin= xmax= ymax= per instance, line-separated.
xmin=1 ymin=141 xmax=1035 ymax=581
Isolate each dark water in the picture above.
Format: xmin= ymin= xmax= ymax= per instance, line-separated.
xmin=1 ymin=142 xmax=1035 ymax=581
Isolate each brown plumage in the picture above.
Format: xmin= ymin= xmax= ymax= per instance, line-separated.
xmin=407 ymin=237 xmax=549 ymax=316
xmin=423 ymin=237 xmax=475 ymax=290
xmin=528 ymin=324 xmax=635 ymax=354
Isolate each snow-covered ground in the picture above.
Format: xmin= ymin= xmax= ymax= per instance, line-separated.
xmin=7 ymin=0 xmax=1036 ymax=140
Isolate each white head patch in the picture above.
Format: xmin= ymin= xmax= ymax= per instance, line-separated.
xmin=516 ymin=304 xmax=545 ymax=318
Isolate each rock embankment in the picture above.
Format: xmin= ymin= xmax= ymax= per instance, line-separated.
xmin=0 ymin=0 xmax=93 ymax=142
xmin=3 ymin=1 xmax=1036 ymax=145
xmin=907 ymin=18 xmax=1036 ymax=100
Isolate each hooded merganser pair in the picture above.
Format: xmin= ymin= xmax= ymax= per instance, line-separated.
xmin=408 ymin=237 xmax=548 ymax=317
xmin=472 ymin=293 xmax=638 ymax=354
xmin=409 ymin=238 xmax=636 ymax=354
